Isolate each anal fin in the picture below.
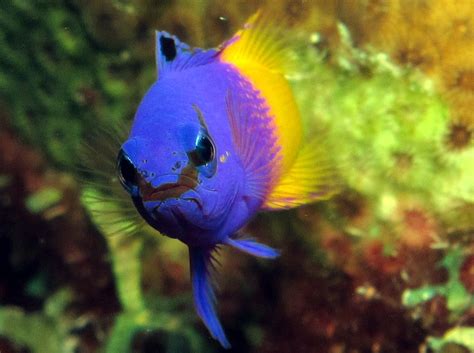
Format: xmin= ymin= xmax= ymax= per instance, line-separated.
xmin=263 ymin=137 xmax=339 ymax=210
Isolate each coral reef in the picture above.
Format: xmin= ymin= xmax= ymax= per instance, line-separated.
xmin=1 ymin=0 xmax=473 ymax=353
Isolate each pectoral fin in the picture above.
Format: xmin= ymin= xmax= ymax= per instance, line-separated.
xmin=225 ymin=236 xmax=279 ymax=259
xmin=225 ymin=91 xmax=280 ymax=200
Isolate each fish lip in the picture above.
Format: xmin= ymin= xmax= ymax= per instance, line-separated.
xmin=138 ymin=170 xmax=198 ymax=202
xmin=141 ymin=182 xmax=192 ymax=202
xmin=155 ymin=183 xmax=188 ymax=192
xmin=159 ymin=174 xmax=196 ymax=189
xmin=181 ymin=195 xmax=203 ymax=211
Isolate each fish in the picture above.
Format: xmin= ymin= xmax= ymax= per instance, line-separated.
xmin=115 ymin=12 xmax=336 ymax=348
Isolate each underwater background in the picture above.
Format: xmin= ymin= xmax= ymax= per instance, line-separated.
xmin=0 ymin=0 xmax=473 ymax=352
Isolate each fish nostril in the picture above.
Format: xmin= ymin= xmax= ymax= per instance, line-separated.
xmin=172 ymin=161 xmax=182 ymax=171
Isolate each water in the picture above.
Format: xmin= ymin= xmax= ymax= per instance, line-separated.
xmin=0 ymin=1 xmax=473 ymax=352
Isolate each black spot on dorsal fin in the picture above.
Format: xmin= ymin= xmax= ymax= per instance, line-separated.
xmin=160 ymin=36 xmax=177 ymax=62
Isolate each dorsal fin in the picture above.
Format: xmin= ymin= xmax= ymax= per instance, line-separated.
xmin=220 ymin=12 xmax=338 ymax=210
xmin=219 ymin=11 xmax=295 ymax=73
xmin=155 ymin=32 xmax=217 ymax=78
xmin=219 ymin=12 xmax=303 ymax=174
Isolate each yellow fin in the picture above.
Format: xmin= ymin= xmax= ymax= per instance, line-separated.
xmin=220 ymin=11 xmax=295 ymax=73
xmin=263 ymin=138 xmax=339 ymax=210
xmin=220 ymin=11 xmax=302 ymax=173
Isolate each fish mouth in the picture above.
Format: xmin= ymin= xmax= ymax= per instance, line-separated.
xmin=147 ymin=183 xmax=203 ymax=210
xmin=142 ymin=182 xmax=192 ymax=201
xmin=138 ymin=172 xmax=198 ymax=202
xmin=132 ymin=179 xmax=202 ymax=232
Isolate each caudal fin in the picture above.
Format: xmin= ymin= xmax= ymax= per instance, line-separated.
xmin=189 ymin=247 xmax=230 ymax=349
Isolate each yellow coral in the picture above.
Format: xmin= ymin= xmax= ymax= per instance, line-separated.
xmin=435 ymin=42 xmax=474 ymax=137
xmin=429 ymin=0 xmax=474 ymax=45
xmin=376 ymin=18 xmax=441 ymax=74
xmin=337 ymin=0 xmax=473 ymax=139
xmin=339 ymin=0 xmax=401 ymax=44
xmin=276 ymin=0 xmax=319 ymax=27
xmin=445 ymin=121 xmax=473 ymax=151
xmin=438 ymin=42 xmax=474 ymax=103
xmin=158 ymin=4 xmax=205 ymax=46
xmin=203 ymin=0 xmax=249 ymax=46
xmin=443 ymin=94 xmax=473 ymax=150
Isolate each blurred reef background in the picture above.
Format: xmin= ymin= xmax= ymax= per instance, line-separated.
xmin=0 ymin=0 xmax=473 ymax=352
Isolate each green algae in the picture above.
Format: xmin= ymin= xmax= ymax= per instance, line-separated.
xmin=0 ymin=290 xmax=73 ymax=353
xmin=292 ymin=24 xmax=473 ymax=213
xmin=0 ymin=0 xmax=151 ymax=168
xmin=25 ymin=187 xmax=63 ymax=214
xmin=428 ymin=327 xmax=474 ymax=353
xmin=402 ymin=247 xmax=472 ymax=315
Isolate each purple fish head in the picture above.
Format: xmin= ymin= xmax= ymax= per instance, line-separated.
xmin=117 ymin=75 xmax=245 ymax=247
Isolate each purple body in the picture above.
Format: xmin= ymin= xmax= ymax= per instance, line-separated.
xmin=124 ymin=62 xmax=259 ymax=246
xmin=116 ymin=33 xmax=279 ymax=348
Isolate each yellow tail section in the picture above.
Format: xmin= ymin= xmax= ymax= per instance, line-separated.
xmin=220 ymin=11 xmax=302 ymax=174
xmin=221 ymin=12 xmax=338 ymax=209
xmin=263 ymin=138 xmax=339 ymax=210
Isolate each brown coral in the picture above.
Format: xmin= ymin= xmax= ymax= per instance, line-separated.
xmin=337 ymin=0 xmax=401 ymax=45
xmin=460 ymin=254 xmax=474 ymax=293
xmin=398 ymin=206 xmax=438 ymax=249
xmin=439 ymin=43 xmax=474 ymax=102
xmin=203 ymin=0 xmax=249 ymax=46
xmin=446 ymin=121 xmax=473 ymax=150
xmin=158 ymin=4 xmax=205 ymax=46
xmin=362 ymin=239 xmax=405 ymax=275
xmin=429 ymin=0 xmax=474 ymax=44
xmin=77 ymin=0 xmax=139 ymax=49
xmin=382 ymin=22 xmax=440 ymax=74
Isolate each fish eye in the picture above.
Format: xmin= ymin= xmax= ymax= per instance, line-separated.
xmin=191 ymin=131 xmax=215 ymax=167
xmin=116 ymin=149 xmax=138 ymax=194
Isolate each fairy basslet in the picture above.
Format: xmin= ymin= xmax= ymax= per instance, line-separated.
xmin=116 ymin=12 xmax=335 ymax=348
